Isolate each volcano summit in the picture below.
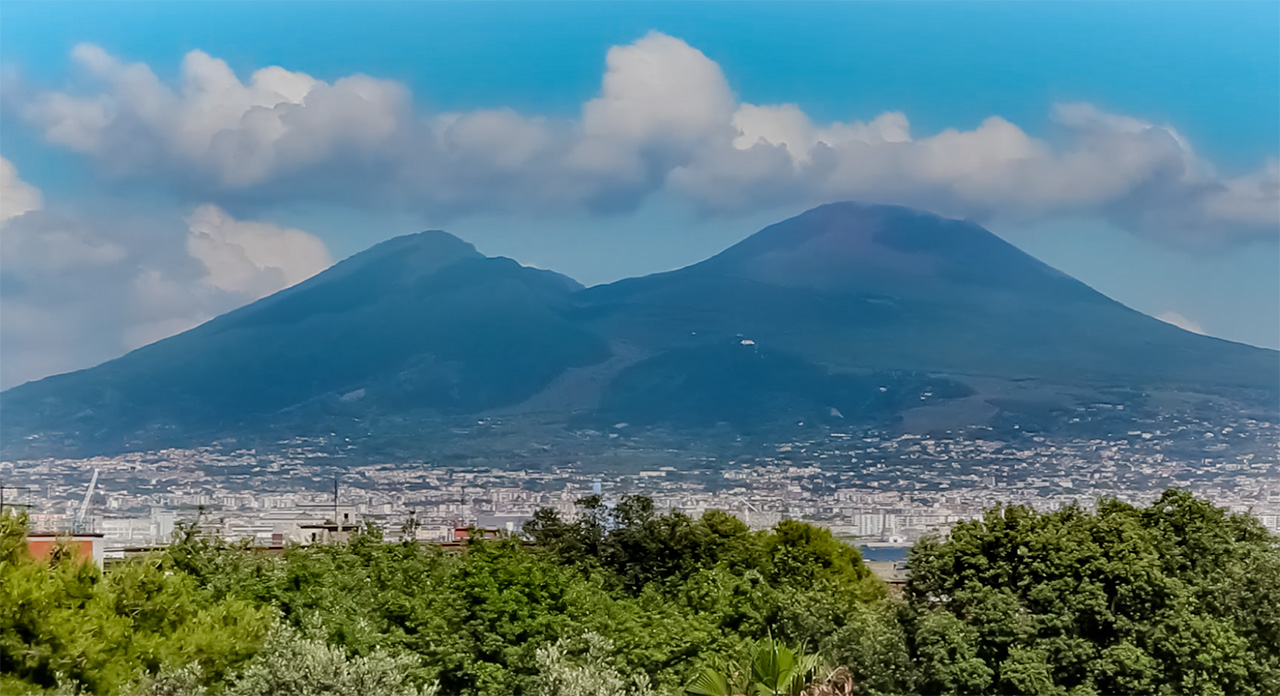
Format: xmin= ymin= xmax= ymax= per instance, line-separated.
xmin=3 ymin=203 xmax=1275 ymax=457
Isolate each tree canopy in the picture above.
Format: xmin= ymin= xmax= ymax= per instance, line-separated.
xmin=2 ymin=489 xmax=1277 ymax=696
xmin=905 ymin=489 xmax=1280 ymax=696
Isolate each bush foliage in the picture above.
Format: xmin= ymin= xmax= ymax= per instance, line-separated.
xmin=1 ymin=489 xmax=1276 ymax=696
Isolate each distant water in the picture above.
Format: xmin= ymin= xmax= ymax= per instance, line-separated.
xmin=859 ymin=545 xmax=910 ymax=562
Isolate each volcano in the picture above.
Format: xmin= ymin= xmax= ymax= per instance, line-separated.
xmin=2 ymin=202 xmax=1275 ymax=456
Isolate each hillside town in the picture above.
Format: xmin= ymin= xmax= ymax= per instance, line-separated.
xmin=4 ymin=404 xmax=1277 ymax=557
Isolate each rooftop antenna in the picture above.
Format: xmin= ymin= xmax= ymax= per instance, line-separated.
xmin=333 ymin=476 xmax=340 ymax=532
xmin=74 ymin=469 xmax=99 ymax=533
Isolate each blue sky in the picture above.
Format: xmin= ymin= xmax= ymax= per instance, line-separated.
xmin=1 ymin=2 xmax=1277 ymax=387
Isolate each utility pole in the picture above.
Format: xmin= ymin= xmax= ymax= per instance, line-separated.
xmin=333 ymin=477 xmax=340 ymax=533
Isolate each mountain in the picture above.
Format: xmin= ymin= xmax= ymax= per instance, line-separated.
xmin=580 ymin=203 xmax=1269 ymax=383
xmin=0 ymin=231 xmax=609 ymax=452
xmin=2 ymin=202 xmax=1276 ymax=456
xmin=575 ymin=202 xmax=1276 ymax=429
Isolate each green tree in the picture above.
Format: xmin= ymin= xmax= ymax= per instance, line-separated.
xmin=906 ymin=490 xmax=1280 ymax=696
xmin=815 ymin=602 xmax=914 ymax=696
xmin=0 ymin=510 xmax=270 ymax=696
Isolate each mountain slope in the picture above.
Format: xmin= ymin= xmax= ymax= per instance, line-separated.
xmin=2 ymin=203 xmax=1275 ymax=455
xmin=0 ymin=231 xmax=609 ymax=450
xmin=577 ymin=202 xmax=1274 ymax=386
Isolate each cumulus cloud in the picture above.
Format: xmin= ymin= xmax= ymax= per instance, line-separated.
xmin=11 ymin=33 xmax=1280 ymax=244
xmin=0 ymin=161 xmax=330 ymax=388
xmin=580 ymin=32 xmax=735 ymax=152
xmin=1 ymin=157 xmax=43 ymax=223
xmin=677 ymin=102 xmax=1279 ymax=245
xmin=186 ymin=204 xmax=330 ymax=297
xmin=23 ymin=45 xmax=407 ymax=188
xmin=1157 ymin=311 xmax=1205 ymax=335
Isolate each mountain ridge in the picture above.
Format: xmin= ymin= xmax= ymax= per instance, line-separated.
xmin=2 ymin=202 xmax=1275 ymax=457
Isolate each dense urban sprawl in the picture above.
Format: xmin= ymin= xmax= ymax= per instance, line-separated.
xmin=5 ymin=405 xmax=1277 ymax=552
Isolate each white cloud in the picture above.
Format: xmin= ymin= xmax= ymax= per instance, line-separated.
xmin=681 ymin=102 xmax=1277 ymax=245
xmin=0 ymin=160 xmax=331 ymax=388
xmin=731 ymin=105 xmax=910 ymax=165
xmin=1198 ymin=158 xmax=1280 ymax=229
xmin=0 ymin=170 xmax=127 ymax=274
xmin=186 ymin=204 xmax=331 ymax=297
xmin=1 ymin=156 xmax=43 ymax=223
xmin=1157 ymin=311 xmax=1205 ymax=335
xmin=582 ymin=32 xmax=735 ymax=148
xmin=12 ymin=34 xmax=1280 ymax=244
xmin=23 ymin=44 xmax=407 ymax=187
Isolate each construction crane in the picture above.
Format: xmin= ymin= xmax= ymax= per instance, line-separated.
xmin=74 ymin=469 xmax=99 ymax=533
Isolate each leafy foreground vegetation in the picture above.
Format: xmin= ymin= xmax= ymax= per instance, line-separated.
xmin=3 ymin=490 xmax=1278 ymax=696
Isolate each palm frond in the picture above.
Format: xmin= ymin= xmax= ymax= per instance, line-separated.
xmin=686 ymin=667 xmax=735 ymax=696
